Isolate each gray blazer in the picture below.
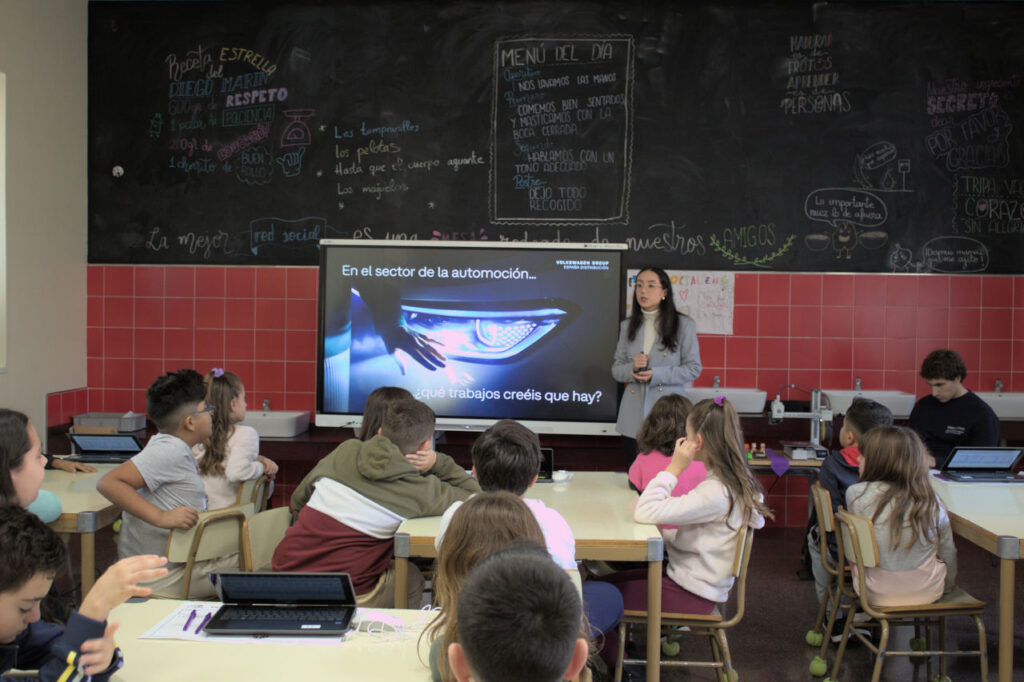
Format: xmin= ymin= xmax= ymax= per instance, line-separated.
xmin=611 ymin=313 xmax=702 ymax=439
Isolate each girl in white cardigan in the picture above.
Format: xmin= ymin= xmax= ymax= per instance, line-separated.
xmin=846 ymin=426 xmax=956 ymax=606
xmin=193 ymin=369 xmax=278 ymax=509
xmin=600 ymin=397 xmax=772 ymax=615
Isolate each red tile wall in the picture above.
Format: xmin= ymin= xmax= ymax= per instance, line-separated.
xmin=84 ymin=266 xmax=1022 ymax=527
xmin=46 ymin=388 xmax=89 ymax=428
xmin=87 ymin=266 xmax=319 ymax=415
xmin=694 ymin=273 xmax=1023 ymax=398
xmin=86 ymin=267 xmax=1023 ymax=412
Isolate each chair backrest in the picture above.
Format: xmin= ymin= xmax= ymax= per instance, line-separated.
xmin=242 ymin=506 xmax=291 ymax=571
xmin=164 ymin=502 xmax=253 ymax=599
xmin=810 ymin=483 xmax=834 ymax=534
xmin=236 ymin=474 xmax=271 ymax=512
xmin=834 ymin=509 xmax=879 ymax=570
xmin=720 ymin=524 xmax=755 ymax=627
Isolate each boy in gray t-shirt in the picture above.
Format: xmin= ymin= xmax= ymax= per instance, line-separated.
xmin=98 ymin=369 xmax=235 ymax=598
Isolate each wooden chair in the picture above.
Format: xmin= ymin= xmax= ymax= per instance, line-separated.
xmin=160 ymin=502 xmax=254 ymax=599
xmin=235 ymin=474 xmax=272 ymax=513
xmin=806 ymin=483 xmax=856 ymax=675
xmin=828 ymin=509 xmax=988 ymax=682
xmin=241 ymin=506 xmax=291 ymax=571
xmin=613 ymin=525 xmax=754 ymax=682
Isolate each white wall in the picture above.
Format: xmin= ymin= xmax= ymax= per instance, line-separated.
xmin=0 ymin=0 xmax=88 ymax=427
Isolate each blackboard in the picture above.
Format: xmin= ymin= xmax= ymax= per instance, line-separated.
xmin=88 ymin=1 xmax=1024 ymax=272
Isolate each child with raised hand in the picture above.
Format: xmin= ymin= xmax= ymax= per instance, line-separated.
xmin=845 ymin=426 xmax=956 ymax=606
xmin=193 ymin=369 xmax=278 ymax=510
xmin=601 ymin=396 xmax=772 ymax=615
xmin=0 ymin=505 xmax=167 ymax=680
xmin=423 ymin=491 xmax=548 ymax=682
xmin=629 ymin=394 xmax=706 ymax=513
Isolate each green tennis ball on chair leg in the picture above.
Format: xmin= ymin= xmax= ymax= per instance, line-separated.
xmin=661 ymin=639 xmax=680 ymax=657
xmin=910 ymin=636 xmax=927 ymax=651
xmin=805 ymin=630 xmax=824 ymax=646
xmin=809 ymin=656 xmax=828 ymax=676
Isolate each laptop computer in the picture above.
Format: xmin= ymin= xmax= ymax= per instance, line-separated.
xmin=204 ymin=572 xmax=356 ymax=636
xmin=66 ymin=433 xmax=143 ymax=463
xmin=534 ymin=446 xmax=555 ymax=483
xmin=939 ymin=446 xmax=1024 ymax=483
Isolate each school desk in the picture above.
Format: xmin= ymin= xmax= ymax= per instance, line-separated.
xmin=41 ymin=463 xmax=120 ymax=594
xmin=394 ymin=471 xmax=666 ymax=682
xmin=930 ymin=476 xmax=1024 ymax=682
xmin=107 ymin=600 xmax=435 ymax=681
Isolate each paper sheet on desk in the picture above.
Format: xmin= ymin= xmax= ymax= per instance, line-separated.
xmin=139 ymin=601 xmax=345 ymax=646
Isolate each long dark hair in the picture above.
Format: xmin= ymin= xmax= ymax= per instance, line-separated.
xmin=626 ymin=267 xmax=680 ymax=352
xmin=0 ymin=409 xmax=32 ymax=505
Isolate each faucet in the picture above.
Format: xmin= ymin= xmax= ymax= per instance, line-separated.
xmin=854 ymin=376 xmax=862 ymax=391
xmin=262 ymin=398 xmax=271 ymax=412
xmin=713 ymin=375 xmax=721 ymax=389
xmin=994 ymin=378 xmax=1004 ymax=394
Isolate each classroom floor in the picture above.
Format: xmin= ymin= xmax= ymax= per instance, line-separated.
xmin=61 ymin=525 xmax=1020 ymax=682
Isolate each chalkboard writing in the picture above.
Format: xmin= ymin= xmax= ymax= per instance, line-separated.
xmin=491 ymin=36 xmax=633 ymax=223
xmin=88 ymin=2 xmax=1024 ymax=272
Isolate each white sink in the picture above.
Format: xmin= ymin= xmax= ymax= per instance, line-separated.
xmin=241 ymin=410 xmax=311 ymax=438
xmin=687 ymin=388 xmax=767 ymax=414
xmin=820 ymin=390 xmax=916 ymax=419
xmin=973 ymin=392 xmax=1024 ymax=420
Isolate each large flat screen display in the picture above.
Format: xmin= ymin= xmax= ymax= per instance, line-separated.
xmin=317 ymin=240 xmax=624 ymax=434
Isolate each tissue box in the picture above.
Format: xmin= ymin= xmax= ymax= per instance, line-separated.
xmin=73 ymin=412 xmax=146 ymax=432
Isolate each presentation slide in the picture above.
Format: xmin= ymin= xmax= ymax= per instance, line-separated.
xmin=319 ymin=242 xmax=622 ymax=427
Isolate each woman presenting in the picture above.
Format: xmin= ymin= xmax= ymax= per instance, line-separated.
xmin=612 ymin=267 xmax=702 ymax=462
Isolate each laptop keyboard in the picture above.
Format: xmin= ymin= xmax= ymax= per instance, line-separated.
xmin=222 ymin=606 xmax=349 ymax=621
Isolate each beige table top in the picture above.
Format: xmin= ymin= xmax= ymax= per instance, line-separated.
xmin=109 ymin=600 xmax=435 ymax=681
xmin=397 ymin=471 xmax=662 ymax=561
xmin=40 ymin=463 xmax=120 ymax=533
xmin=930 ymin=476 xmax=1024 ymax=557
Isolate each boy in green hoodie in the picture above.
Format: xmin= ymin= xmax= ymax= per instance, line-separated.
xmin=272 ymin=399 xmax=479 ymax=607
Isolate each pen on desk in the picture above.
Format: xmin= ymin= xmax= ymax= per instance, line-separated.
xmin=182 ymin=609 xmax=197 ymax=631
xmin=195 ymin=612 xmax=213 ymax=634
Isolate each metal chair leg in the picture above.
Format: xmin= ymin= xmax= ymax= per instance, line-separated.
xmin=614 ymin=622 xmax=627 ymax=682
xmin=870 ymin=620 xmax=889 ymax=682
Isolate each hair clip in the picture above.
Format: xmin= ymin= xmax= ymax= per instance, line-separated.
xmin=714 ymin=395 xmax=727 ymax=407
xmin=211 ymin=367 xmax=225 ymax=378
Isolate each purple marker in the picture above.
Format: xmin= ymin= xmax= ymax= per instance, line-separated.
xmin=182 ymin=609 xmax=197 ymax=631
xmin=195 ymin=612 xmax=213 ymax=634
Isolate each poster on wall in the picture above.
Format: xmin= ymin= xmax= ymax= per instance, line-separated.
xmin=624 ymin=270 xmax=734 ymax=335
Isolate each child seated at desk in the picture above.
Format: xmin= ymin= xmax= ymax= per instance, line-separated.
xmin=192 ymin=368 xmax=278 ymax=510
xmin=425 ymin=491 xmax=550 ymax=682
xmin=435 ymin=420 xmax=623 ymax=641
xmin=273 ymin=398 xmax=479 ymax=607
xmin=98 ymin=369 xmax=234 ymax=599
xmin=0 ymin=506 xmax=166 ymax=681
xmin=807 ymin=396 xmax=892 ymax=635
xmin=447 ymin=543 xmax=590 ymax=682
xmin=846 ymin=426 xmax=957 ymax=606
xmin=0 ymin=409 xmax=62 ymax=523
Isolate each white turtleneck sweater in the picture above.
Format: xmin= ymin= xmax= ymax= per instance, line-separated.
xmin=642 ymin=309 xmax=658 ymax=355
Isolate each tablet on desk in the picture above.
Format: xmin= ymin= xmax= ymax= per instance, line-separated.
xmin=939 ymin=446 xmax=1024 ymax=483
xmin=66 ymin=433 xmax=143 ymax=463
